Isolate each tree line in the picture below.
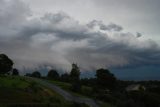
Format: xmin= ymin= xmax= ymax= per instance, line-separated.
xmin=1 ymin=54 xmax=160 ymax=107
xmin=0 ymin=53 xmax=117 ymax=92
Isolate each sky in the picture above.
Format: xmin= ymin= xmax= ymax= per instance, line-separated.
xmin=0 ymin=0 xmax=160 ymax=80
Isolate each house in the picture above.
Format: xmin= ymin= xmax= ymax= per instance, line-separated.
xmin=126 ymin=84 xmax=146 ymax=92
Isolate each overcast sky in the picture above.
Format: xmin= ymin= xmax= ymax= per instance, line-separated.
xmin=24 ymin=0 xmax=160 ymax=42
xmin=0 ymin=0 xmax=160 ymax=79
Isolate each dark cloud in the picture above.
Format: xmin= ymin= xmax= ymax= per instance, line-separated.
xmin=0 ymin=0 xmax=160 ymax=72
xmin=87 ymin=20 xmax=123 ymax=31
xmin=136 ymin=32 xmax=142 ymax=38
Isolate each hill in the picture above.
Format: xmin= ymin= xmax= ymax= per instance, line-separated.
xmin=0 ymin=75 xmax=88 ymax=107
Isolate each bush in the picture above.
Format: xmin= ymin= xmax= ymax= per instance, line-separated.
xmin=12 ymin=68 xmax=19 ymax=76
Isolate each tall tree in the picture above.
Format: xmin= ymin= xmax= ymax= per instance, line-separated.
xmin=0 ymin=54 xmax=13 ymax=74
xmin=70 ymin=63 xmax=81 ymax=92
xmin=96 ymin=68 xmax=117 ymax=90
xmin=47 ymin=69 xmax=59 ymax=80
xmin=70 ymin=63 xmax=80 ymax=80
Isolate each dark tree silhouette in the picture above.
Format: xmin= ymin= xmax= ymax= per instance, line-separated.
xmin=25 ymin=73 xmax=32 ymax=77
xmin=32 ymin=71 xmax=41 ymax=78
xmin=12 ymin=68 xmax=19 ymax=76
xmin=47 ymin=69 xmax=59 ymax=80
xmin=61 ymin=73 xmax=70 ymax=82
xmin=70 ymin=63 xmax=81 ymax=92
xmin=0 ymin=54 xmax=13 ymax=74
xmin=96 ymin=68 xmax=117 ymax=90
xmin=70 ymin=63 xmax=80 ymax=80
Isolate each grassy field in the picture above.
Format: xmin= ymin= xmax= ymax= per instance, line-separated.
xmin=0 ymin=75 xmax=88 ymax=107
xmin=49 ymin=80 xmax=93 ymax=98
xmin=48 ymin=80 xmax=115 ymax=107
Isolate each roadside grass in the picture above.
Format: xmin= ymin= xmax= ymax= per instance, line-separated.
xmin=0 ymin=76 xmax=88 ymax=107
xmin=49 ymin=80 xmax=93 ymax=98
xmin=0 ymin=75 xmax=29 ymax=89
xmin=48 ymin=80 xmax=116 ymax=107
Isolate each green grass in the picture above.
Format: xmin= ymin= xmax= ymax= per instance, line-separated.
xmin=0 ymin=75 xmax=88 ymax=107
xmin=50 ymin=80 xmax=71 ymax=90
xmin=49 ymin=80 xmax=92 ymax=98
xmin=49 ymin=80 xmax=116 ymax=107
xmin=0 ymin=76 xmax=29 ymax=89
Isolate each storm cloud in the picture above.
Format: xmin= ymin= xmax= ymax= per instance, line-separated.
xmin=0 ymin=0 xmax=160 ymax=72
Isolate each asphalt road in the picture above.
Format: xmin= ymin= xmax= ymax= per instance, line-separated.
xmin=29 ymin=77 xmax=99 ymax=107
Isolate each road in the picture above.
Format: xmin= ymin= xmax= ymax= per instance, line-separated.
xmin=29 ymin=77 xmax=99 ymax=107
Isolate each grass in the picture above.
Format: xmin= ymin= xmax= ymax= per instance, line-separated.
xmin=0 ymin=76 xmax=29 ymax=88
xmin=48 ymin=80 xmax=116 ymax=107
xmin=49 ymin=80 xmax=93 ymax=98
xmin=0 ymin=75 xmax=89 ymax=107
xmin=0 ymin=75 xmax=113 ymax=107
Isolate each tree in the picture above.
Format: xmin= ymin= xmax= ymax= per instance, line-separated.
xmin=31 ymin=71 xmax=41 ymax=78
xmin=61 ymin=73 xmax=70 ymax=82
xmin=12 ymin=68 xmax=19 ymax=76
xmin=47 ymin=69 xmax=59 ymax=80
xmin=25 ymin=73 xmax=32 ymax=77
xmin=70 ymin=63 xmax=81 ymax=92
xmin=96 ymin=68 xmax=117 ymax=90
xmin=0 ymin=54 xmax=13 ymax=74
xmin=70 ymin=63 xmax=80 ymax=80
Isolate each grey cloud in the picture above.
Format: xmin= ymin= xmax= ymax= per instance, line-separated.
xmin=136 ymin=32 xmax=142 ymax=38
xmin=105 ymin=23 xmax=123 ymax=31
xmin=18 ymin=12 xmax=90 ymax=41
xmin=0 ymin=0 xmax=160 ymax=72
xmin=0 ymin=0 xmax=30 ymax=41
xmin=87 ymin=20 xmax=123 ymax=31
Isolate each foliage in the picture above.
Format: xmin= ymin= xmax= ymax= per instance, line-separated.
xmin=70 ymin=63 xmax=80 ymax=80
xmin=0 ymin=54 xmax=13 ymax=74
xmin=31 ymin=71 xmax=41 ymax=78
xmin=12 ymin=68 xmax=19 ymax=76
xmin=60 ymin=73 xmax=70 ymax=82
xmin=49 ymin=80 xmax=92 ymax=98
xmin=70 ymin=63 xmax=81 ymax=92
xmin=0 ymin=76 xmax=79 ymax=107
xmin=96 ymin=68 xmax=117 ymax=90
xmin=25 ymin=73 xmax=32 ymax=77
xmin=47 ymin=69 xmax=59 ymax=80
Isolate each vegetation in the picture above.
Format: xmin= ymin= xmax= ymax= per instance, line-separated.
xmin=12 ymin=68 xmax=19 ymax=76
xmin=49 ymin=80 xmax=92 ymax=98
xmin=0 ymin=76 xmax=88 ymax=107
xmin=20 ymin=65 xmax=160 ymax=107
xmin=1 ymin=53 xmax=160 ymax=107
xmin=47 ymin=69 xmax=59 ymax=80
xmin=0 ymin=54 xmax=13 ymax=74
xmin=70 ymin=63 xmax=81 ymax=92
xmin=96 ymin=68 xmax=117 ymax=90
xmin=48 ymin=70 xmax=160 ymax=107
xmin=31 ymin=71 xmax=41 ymax=78
xmin=60 ymin=73 xmax=70 ymax=82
